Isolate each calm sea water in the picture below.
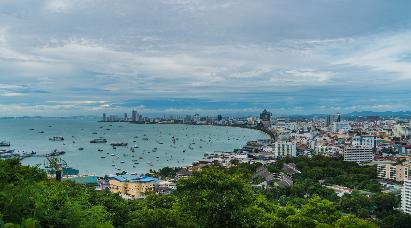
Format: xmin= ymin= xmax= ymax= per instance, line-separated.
xmin=0 ymin=119 xmax=268 ymax=175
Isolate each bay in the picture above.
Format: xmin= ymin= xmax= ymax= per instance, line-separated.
xmin=0 ymin=119 xmax=269 ymax=176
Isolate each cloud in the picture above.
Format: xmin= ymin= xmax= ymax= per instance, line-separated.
xmin=0 ymin=0 xmax=411 ymax=116
xmin=334 ymin=31 xmax=411 ymax=79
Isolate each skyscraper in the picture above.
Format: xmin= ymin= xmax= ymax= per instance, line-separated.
xmin=259 ymin=109 xmax=272 ymax=128
xmin=131 ymin=110 xmax=138 ymax=122
xmin=102 ymin=113 xmax=106 ymax=122
xmin=326 ymin=113 xmax=341 ymax=127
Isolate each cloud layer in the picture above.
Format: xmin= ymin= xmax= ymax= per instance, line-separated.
xmin=0 ymin=0 xmax=411 ymax=116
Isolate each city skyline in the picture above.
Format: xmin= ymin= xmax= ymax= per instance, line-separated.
xmin=1 ymin=0 xmax=411 ymax=116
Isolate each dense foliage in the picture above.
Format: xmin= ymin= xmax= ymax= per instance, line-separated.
xmin=0 ymin=158 xmax=408 ymax=227
xmin=262 ymin=156 xmax=411 ymax=227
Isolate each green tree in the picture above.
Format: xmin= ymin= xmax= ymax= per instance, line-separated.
xmin=176 ymin=166 xmax=256 ymax=227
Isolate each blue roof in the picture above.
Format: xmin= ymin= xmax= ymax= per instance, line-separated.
xmin=110 ymin=175 xmax=158 ymax=183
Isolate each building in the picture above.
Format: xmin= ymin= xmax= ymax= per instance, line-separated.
xmin=108 ymin=175 xmax=159 ymax=198
xmin=102 ymin=113 xmax=106 ymax=122
xmin=131 ymin=110 xmax=138 ymax=122
xmin=260 ymin=109 xmax=272 ymax=128
xmin=124 ymin=113 xmax=128 ymax=121
xmin=343 ymin=146 xmax=373 ymax=163
xmin=401 ymin=178 xmax=411 ymax=215
xmin=393 ymin=124 xmax=411 ymax=140
xmin=217 ymin=114 xmax=223 ymax=121
xmin=274 ymin=142 xmax=297 ymax=158
xmin=332 ymin=121 xmax=351 ymax=133
xmin=377 ymin=163 xmax=411 ymax=182
xmin=326 ymin=113 xmax=341 ymax=127
xmin=352 ymin=135 xmax=377 ymax=151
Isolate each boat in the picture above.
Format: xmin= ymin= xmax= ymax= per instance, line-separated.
xmin=49 ymin=150 xmax=65 ymax=156
xmin=101 ymin=156 xmax=106 ymax=159
xmin=110 ymin=154 xmax=115 ymax=156
xmin=0 ymin=141 xmax=11 ymax=147
xmin=120 ymin=161 xmax=125 ymax=163
xmin=90 ymin=138 xmax=107 ymax=143
xmin=78 ymin=147 xmax=84 ymax=151
xmin=92 ymin=132 xmax=98 ymax=135
xmin=110 ymin=142 xmax=128 ymax=147
xmin=98 ymin=149 xmax=103 ymax=152
xmin=142 ymin=137 xmax=149 ymax=141
xmin=49 ymin=136 xmax=64 ymax=141
xmin=38 ymin=131 xmax=45 ymax=134
xmin=29 ymin=128 xmax=35 ymax=131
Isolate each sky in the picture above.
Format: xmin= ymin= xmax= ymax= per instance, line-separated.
xmin=0 ymin=0 xmax=411 ymax=116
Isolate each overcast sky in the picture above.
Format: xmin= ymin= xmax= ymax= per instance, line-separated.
xmin=0 ymin=0 xmax=411 ymax=116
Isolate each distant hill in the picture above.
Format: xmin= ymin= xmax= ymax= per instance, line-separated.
xmin=345 ymin=111 xmax=411 ymax=118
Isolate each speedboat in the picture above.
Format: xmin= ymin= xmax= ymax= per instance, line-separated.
xmin=110 ymin=142 xmax=128 ymax=147
xmin=49 ymin=136 xmax=64 ymax=141
xmin=90 ymin=138 xmax=107 ymax=143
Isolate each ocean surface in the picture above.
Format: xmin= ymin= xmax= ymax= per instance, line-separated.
xmin=0 ymin=119 xmax=269 ymax=175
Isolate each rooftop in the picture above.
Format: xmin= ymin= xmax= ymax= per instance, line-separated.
xmin=109 ymin=175 xmax=159 ymax=183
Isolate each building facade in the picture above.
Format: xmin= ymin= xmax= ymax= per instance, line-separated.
xmin=401 ymin=178 xmax=411 ymax=215
xmin=274 ymin=142 xmax=297 ymax=158
xmin=259 ymin=109 xmax=272 ymax=128
xmin=377 ymin=163 xmax=411 ymax=182
xmin=352 ymin=135 xmax=377 ymax=151
xmin=109 ymin=175 xmax=158 ymax=198
xmin=343 ymin=146 xmax=373 ymax=163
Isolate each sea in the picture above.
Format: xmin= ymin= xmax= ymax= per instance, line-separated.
xmin=0 ymin=119 xmax=269 ymax=176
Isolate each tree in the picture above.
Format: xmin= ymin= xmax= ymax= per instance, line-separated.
xmin=176 ymin=166 xmax=256 ymax=227
xmin=300 ymin=196 xmax=341 ymax=224
xmin=334 ymin=215 xmax=377 ymax=228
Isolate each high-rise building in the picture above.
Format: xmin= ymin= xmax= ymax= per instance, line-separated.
xmin=343 ymin=146 xmax=373 ymax=163
xmin=377 ymin=163 xmax=411 ymax=182
xmin=217 ymin=114 xmax=223 ymax=121
xmin=273 ymin=142 xmax=297 ymax=158
xmin=401 ymin=178 xmax=411 ymax=215
xmin=326 ymin=113 xmax=341 ymax=127
xmin=352 ymin=135 xmax=377 ymax=151
xmin=260 ymin=109 xmax=272 ymax=128
xmin=102 ymin=113 xmax=106 ymax=122
xmin=124 ymin=113 xmax=128 ymax=121
xmin=131 ymin=110 xmax=138 ymax=122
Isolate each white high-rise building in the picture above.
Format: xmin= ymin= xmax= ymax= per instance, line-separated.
xmin=401 ymin=178 xmax=411 ymax=215
xmin=343 ymin=146 xmax=373 ymax=163
xmin=274 ymin=142 xmax=297 ymax=158
xmin=352 ymin=135 xmax=377 ymax=151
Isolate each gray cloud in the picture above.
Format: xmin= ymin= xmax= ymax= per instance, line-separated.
xmin=0 ymin=0 xmax=411 ymax=116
